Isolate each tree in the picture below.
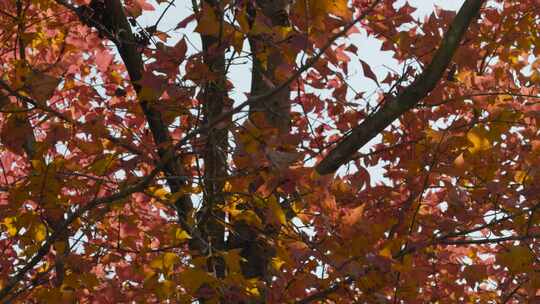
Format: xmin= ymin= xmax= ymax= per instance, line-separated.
xmin=2 ymin=0 xmax=540 ymax=302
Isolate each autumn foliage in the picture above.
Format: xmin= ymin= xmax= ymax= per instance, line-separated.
xmin=2 ymin=0 xmax=540 ymax=302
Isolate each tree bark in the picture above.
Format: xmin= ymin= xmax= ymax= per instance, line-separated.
xmin=229 ymin=0 xmax=292 ymax=294
xmin=248 ymin=0 xmax=291 ymax=133
xmin=198 ymin=0 xmax=228 ymax=279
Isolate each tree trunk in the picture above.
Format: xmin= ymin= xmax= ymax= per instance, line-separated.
xmin=198 ymin=0 xmax=229 ymax=279
xmin=229 ymin=0 xmax=292 ymax=298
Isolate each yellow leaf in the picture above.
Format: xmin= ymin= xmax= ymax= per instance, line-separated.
xmin=150 ymin=252 xmax=179 ymax=273
xmin=36 ymin=261 xmax=49 ymax=274
xmin=425 ymin=129 xmax=442 ymax=142
xmin=236 ymin=9 xmax=250 ymax=32
xmin=466 ymin=127 xmax=490 ymax=153
xmin=163 ymin=252 xmax=178 ymax=270
xmin=33 ymin=223 xmax=47 ymax=242
xmin=191 ymin=186 xmax=202 ymax=194
xmin=156 ymin=279 xmax=175 ymax=299
xmin=497 ymin=246 xmax=534 ymax=274
xmin=244 ymin=139 xmax=260 ymax=154
xmin=268 ymin=196 xmax=286 ymax=225
xmin=294 ymin=0 xmax=351 ymax=31
xmin=246 ymin=286 xmax=260 ymax=296
xmin=174 ymin=228 xmax=191 ymax=241
xmin=271 ymin=256 xmax=285 ymax=271
xmin=37 ymin=288 xmax=63 ymax=304
xmin=325 ymin=0 xmax=351 ymax=19
xmin=149 ymin=186 xmax=170 ymax=200
xmin=150 ymin=258 xmax=163 ymax=270
xmin=2 ymin=217 xmax=18 ymax=237
xmin=379 ymin=247 xmax=393 ymax=259
xmin=223 ymin=181 xmax=232 ymax=192
xmin=514 ymin=170 xmax=530 ymax=184
xmin=392 ymin=255 xmax=413 ymax=273
xmin=223 ymin=249 xmax=243 ymax=274
xmin=80 ymin=273 xmax=99 ymax=288
xmin=232 ymin=31 xmax=245 ymax=53
xmin=89 ymin=155 xmax=116 ymax=176
xmin=179 ymin=268 xmax=216 ymax=292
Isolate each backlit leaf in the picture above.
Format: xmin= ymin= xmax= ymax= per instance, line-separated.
xmin=467 ymin=127 xmax=490 ymax=153
xmin=33 ymin=223 xmax=47 ymax=242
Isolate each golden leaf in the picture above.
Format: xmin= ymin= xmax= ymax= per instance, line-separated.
xmin=150 ymin=252 xmax=179 ymax=273
xmin=379 ymin=247 xmax=393 ymax=259
xmin=33 ymin=223 xmax=47 ymax=242
xmin=179 ymin=268 xmax=216 ymax=292
xmin=2 ymin=217 xmax=18 ymax=237
xmin=271 ymin=256 xmax=286 ymax=271
xmin=466 ymin=127 xmax=490 ymax=153
xmin=174 ymin=228 xmax=191 ymax=241
xmin=268 ymin=196 xmax=286 ymax=225
xmin=149 ymin=186 xmax=170 ymax=200
xmin=514 ymin=170 xmax=530 ymax=184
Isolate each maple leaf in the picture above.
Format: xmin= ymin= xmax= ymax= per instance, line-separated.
xmin=360 ymin=59 xmax=379 ymax=86
xmin=195 ymin=2 xmax=220 ymax=36
xmin=467 ymin=126 xmax=490 ymax=154
xmin=1 ymin=113 xmax=33 ymax=155
xmin=24 ymin=70 xmax=60 ymax=103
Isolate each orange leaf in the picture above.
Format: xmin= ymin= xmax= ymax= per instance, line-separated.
xmin=195 ymin=3 xmax=220 ymax=36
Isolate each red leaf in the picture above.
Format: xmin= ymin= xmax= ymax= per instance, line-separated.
xmin=176 ymin=14 xmax=196 ymax=29
xmin=360 ymin=59 xmax=379 ymax=85
xmin=95 ymin=50 xmax=114 ymax=72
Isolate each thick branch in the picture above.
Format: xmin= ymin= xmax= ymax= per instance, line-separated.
xmin=315 ymin=0 xmax=485 ymax=175
xmin=57 ymin=0 xmax=193 ymax=219
xmin=196 ymin=0 xmax=228 ymax=276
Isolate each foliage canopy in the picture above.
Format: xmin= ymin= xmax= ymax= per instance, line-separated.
xmin=1 ymin=0 xmax=539 ymax=302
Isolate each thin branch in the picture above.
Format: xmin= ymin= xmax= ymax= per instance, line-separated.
xmin=439 ymin=233 xmax=540 ymax=245
xmin=295 ymin=277 xmax=355 ymax=304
